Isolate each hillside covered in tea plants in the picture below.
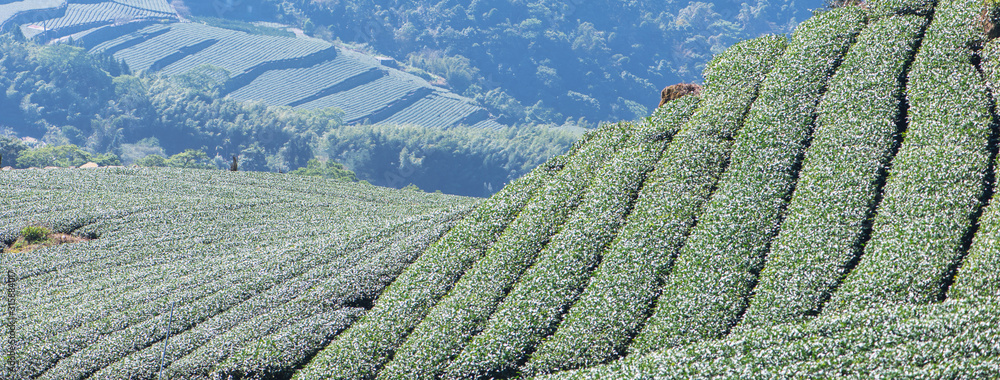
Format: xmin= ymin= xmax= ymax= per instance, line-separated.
xmin=0 ymin=167 xmax=478 ymax=379
xmin=6 ymin=0 xmax=1000 ymax=377
xmin=0 ymin=0 xmax=505 ymax=131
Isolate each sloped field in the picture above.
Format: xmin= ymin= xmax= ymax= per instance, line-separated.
xmin=0 ymin=0 xmax=504 ymax=131
xmin=226 ymin=49 xmax=381 ymax=107
xmin=0 ymin=0 xmax=65 ymax=33
xmin=0 ymin=0 xmax=177 ymax=41
xmin=0 ymin=168 xmax=477 ymax=379
xmin=18 ymin=0 xmax=176 ymax=40
xmin=289 ymin=1 xmax=998 ymax=378
xmin=6 ymin=0 xmax=1000 ymax=377
xmin=82 ymin=20 xmax=496 ymax=130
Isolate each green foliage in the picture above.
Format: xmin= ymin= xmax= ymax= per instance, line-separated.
xmin=538 ymin=297 xmax=1000 ymax=379
xmin=739 ymin=15 xmax=928 ymax=330
xmin=173 ymin=65 xmax=231 ymax=95
xmin=0 ymin=136 xmax=27 ymax=167
xmin=867 ymin=0 xmax=936 ymax=17
xmin=827 ymin=0 xmax=994 ymax=311
xmin=376 ymin=124 xmax=636 ymax=380
xmin=20 ymin=225 xmax=51 ymax=243
xmin=289 ymin=159 xmax=358 ymax=181
xmin=135 ymin=154 xmax=167 ymax=167
xmin=950 ymin=38 xmax=1000 ymax=300
xmin=164 ymin=149 xmax=212 ymax=169
xmin=523 ymin=35 xmax=787 ymax=376
xmin=630 ymin=7 xmax=868 ymax=353
xmin=407 ymin=52 xmax=479 ymax=93
xmin=824 ymin=0 xmax=867 ymax=9
xmin=15 ymin=144 xmax=121 ymax=168
xmin=91 ymin=152 xmax=122 ymax=167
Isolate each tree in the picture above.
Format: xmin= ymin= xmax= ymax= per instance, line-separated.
xmin=0 ymin=137 xmax=27 ymax=167
xmin=15 ymin=144 xmax=113 ymax=168
xmin=91 ymin=153 xmax=122 ymax=166
xmin=173 ymin=65 xmax=231 ymax=96
xmin=166 ymin=149 xmax=212 ymax=169
xmin=289 ymin=159 xmax=358 ymax=181
xmin=136 ymin=154 xmax=168 ymax=167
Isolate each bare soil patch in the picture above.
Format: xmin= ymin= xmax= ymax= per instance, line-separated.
xmin=5 ymin=232 xmax=92 ymax=253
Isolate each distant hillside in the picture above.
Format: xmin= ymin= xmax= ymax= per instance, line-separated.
xmin=0 ymin=35 xmax=575 ymax=196
xmin=0 ymin=0 xmax=177 ymax=39
xmin=1 ymin=0 xmax=506 ymax=131
xmin=178 ymin=0 xmax=824 ymax=125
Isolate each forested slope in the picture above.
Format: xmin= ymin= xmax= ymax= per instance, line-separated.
xmin=177 ymin=0 xmax=824 ymax=125
xmin=0 ymin=34 xmax=575 ymax=197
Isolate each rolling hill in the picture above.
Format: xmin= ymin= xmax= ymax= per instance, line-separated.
xmin=0 ymin=167 xmax=478 ymax=379
xmin=0 ymin=0 xmax=505 ymax=131
xmin=5 ymin=0 xmax=1000 ymax=378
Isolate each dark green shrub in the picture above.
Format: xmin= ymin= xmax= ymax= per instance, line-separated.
xmin=21 ymin=226 xmax=51 ymax=243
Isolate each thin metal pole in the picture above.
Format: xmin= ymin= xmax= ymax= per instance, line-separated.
xmin=156 ymin=302 xmax=175 ymax=380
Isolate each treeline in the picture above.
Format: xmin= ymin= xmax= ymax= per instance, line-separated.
xmin=177 ymin=0 xmax=820 ymax=125
xmin=0 ymin=36 xmax=577 ymax=196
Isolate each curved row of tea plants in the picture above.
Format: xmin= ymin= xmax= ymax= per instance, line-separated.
xmin=438 ymin=104 xmax=698 ymax=380
xmin=630 ymin=6 xmax=868 ymax=353
xmin=739 ymin=14 xmax=927 ymax=330
xmin=294 ymin=125 xmax=630 ymax=380
xmin=826 ymin=0 xmax=997 ymax=311
xmin=522 ymin=34 xmax=787 ymax=376
xmin=949 ymin=38 xmax=1000 ymax=300
xmin=540 ymin=296 xmax=1000 ymax=379
xmin=380 ymin=100 xmax=696 ymax=380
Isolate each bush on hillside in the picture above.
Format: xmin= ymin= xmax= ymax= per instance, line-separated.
xmin=15 ymin=145 xmax=121 ymax=168
xmin=289 ymin=159 xmax=358 ymax=181
xmin=0 ymin=136 xmax=27 ymax=167
xmin=21 ymin=226 xmax=51 ymax=243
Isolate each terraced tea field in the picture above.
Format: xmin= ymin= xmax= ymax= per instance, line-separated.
xmin=226 ymin=50 xmax=381 ymax=107
xmin=0 ymin=0 xmax=176 ymax=40
xmin=0 ymin=0 xmax=506 ymax=131
xmin=0 ymin=0 xmax=68 ymax=33
xmin=4 ymin=0 xmax=1000 ymax=377
xmin=20 ymin=0 xmax=176 ymax=40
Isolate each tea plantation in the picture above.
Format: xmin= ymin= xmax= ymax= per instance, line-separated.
xmin=5 ymin=0 xmax=1000 ymax=377
xmin=0 ymin=0 xmax=504 ymax=131
xmin=0 ymin=167 xmax=478 ymax=379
